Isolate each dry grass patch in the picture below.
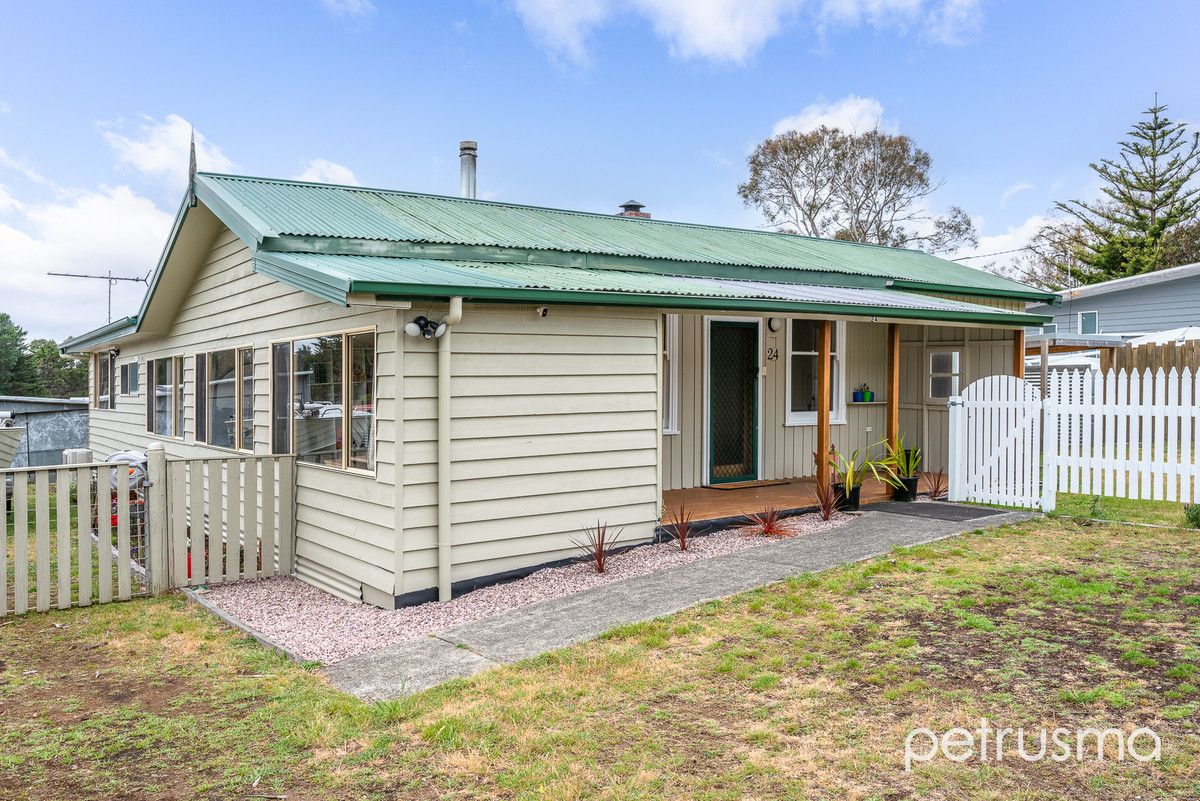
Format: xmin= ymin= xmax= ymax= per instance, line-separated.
xmin=2 ymin=518 xmax=1199 ymax=799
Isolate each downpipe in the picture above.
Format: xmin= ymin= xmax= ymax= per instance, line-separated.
xmin=438 ymin=297 xmax=463 ymax=602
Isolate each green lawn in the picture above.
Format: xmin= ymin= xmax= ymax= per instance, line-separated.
xmin=1053 ymin=493 xmax=1194 ymax=527
xmin=2 ymin=517 xmax=1199 ymax=799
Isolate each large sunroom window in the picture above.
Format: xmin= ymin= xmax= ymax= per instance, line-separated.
xmin=271 ymin=330 xmax=375 ymax=472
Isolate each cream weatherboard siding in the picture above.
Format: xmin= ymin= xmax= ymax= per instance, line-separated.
xmin=898 ymin=324 xmax=1018 ymax=471
xmin=85 ymin=227 xmax=401 ymax=605
xmin=397 ymin=304 xmax=662 ymax=596
xmin=662 ymin=314 xmax=1019 ymax=487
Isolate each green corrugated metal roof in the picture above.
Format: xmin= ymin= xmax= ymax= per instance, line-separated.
xmin=197 ymin=173 xmax=1050 ymax=299
xmin=253 ymin=253 xmax=1048 ymax=326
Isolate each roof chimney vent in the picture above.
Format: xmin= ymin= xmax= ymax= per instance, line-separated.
xmin=618 ymin=199 xmax=650 ymax=218
xmin=459 ymin=140 xmax=477 ymax=199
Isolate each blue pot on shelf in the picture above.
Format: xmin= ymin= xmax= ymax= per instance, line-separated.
xmin=852 ymin=390 xmax=865 ymax=403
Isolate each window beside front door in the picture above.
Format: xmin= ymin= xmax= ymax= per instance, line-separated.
xmin=785 ymin=319 xmax=845 ymax=425
xmin=662 ymin=313 xmax=679 ymax=434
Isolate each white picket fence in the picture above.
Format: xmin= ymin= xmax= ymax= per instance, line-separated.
xmin=2 ymin=443 xmax=296 ymax=616
xmin=949 ymin=368 xmax=1200 ymax=511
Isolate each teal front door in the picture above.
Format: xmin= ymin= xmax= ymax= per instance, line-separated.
xmin=709 ymin=321 xmax=759 ymax=484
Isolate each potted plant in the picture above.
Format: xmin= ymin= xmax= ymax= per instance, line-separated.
xmin=884 ymin=437 xmax=922 ymax=502
xmin=852 ymin=384 xmax=865 ymax=403
xmin=853 ymin=383 xmax=874 ymax=402
xmin=827 ymin=444 xmax=893 ymax=511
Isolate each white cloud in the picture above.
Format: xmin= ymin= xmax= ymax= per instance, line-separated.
xmin=1000 ymin=180 xmax=1035 ymax=206
xmin=512 ymin=0 xmax=982 ymax=63
xmin=0 ymin=184 xmax=21 ymax=213
xmin=633 ymin=0 xmax=799 ymax=63
xmin=511 ymin=0 xmax=610 ymax=63
xmin=925 ymin=0 xmax=983 ymax=45
xmin=294 ymin=159 xmax=361 ymax=186
xmin=949 ymin=213 xmax=1048 ymax=278
xmin=0 ymin=183 xmax=173 ymax=341
xmin=772 ymin=95 xmax=894 ymax=135
xmin=0 ymin=98 xmax=11 ymax=114
xmin=319 ymin=0 xmax=376 ymax=18
xmin=0 ymin=145 xmax=56 ymax=188
xmin=816 ymin=0 xmax=923 ymax=28
xmin=102 ymin=114 xmax=235 ymax=187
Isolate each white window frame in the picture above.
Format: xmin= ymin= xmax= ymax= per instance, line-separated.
xmin=784 ymin=319 xmax=846 ymax=426
xmin=662 ymin=313 xmax=680 ymax=435
xmin=1042 ymin=323 xmax=1057 ymax=335
xmin=926 ymin=347 xmax=964 ymax=402
xmin=1077 ymin=310 xmax=1099 ymax=335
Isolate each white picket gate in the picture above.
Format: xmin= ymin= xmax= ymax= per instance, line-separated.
xmin=2 ymin=443 xmax=296 ymax=616
xmin=948 ymin=375 xmax=1044 ymax=509
xmin=949 ymin=368 xmax=1200 ymax=511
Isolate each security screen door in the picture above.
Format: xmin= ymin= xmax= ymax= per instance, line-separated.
xmin=708 ymin=320 xmax=759 ymax=484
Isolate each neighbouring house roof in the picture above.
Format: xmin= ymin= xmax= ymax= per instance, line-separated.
xmin=1035 ymin=261 xmax=1200 ymax=306
xmin=61 ymin=172 xmax=1056 ymax=352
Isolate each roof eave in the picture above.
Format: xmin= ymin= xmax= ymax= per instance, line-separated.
xmin=348 ymin=279 xmax=1050 ymax=327
xmin=259 ymin=234 xmax=1049 ymax=302
xmin=890 ymin=278 xmax=1059 ymax=305
xmin=59 ymin=316 xmax=139 ymax=354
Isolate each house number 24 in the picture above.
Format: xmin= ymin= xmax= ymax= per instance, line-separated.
xmin=766 ymin=346 xmax=780 ymax=361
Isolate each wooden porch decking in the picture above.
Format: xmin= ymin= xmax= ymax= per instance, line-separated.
xmin=661 ymin=478 xmax=893 ymax=524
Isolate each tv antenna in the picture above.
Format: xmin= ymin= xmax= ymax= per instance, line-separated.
xmin=47 ymin=269 xmax=150 ymax=323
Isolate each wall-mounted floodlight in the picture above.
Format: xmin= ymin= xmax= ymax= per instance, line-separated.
xmin=404 ymin=316 xmax=448 ymax=340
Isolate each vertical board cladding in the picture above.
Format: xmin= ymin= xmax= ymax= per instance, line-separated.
xmin=83 ymin=226 xmax=399 ymax=603
xmin=399 ymin=304 xmax=661 ymax=596
xmin=899 ymin=324 xmax=1018 ymax=471
xmin=663 ymin=312 xmax=1020 ymax=486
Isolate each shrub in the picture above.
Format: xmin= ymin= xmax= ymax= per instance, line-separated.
xmin=666 ymin=502 xmax=695 ymax=551
xmin=811 ymin=478 xmax=838 ymax=521
xmin=572 ymin=520 xmax=623 ymax=573
xmin=920 ymin=470 xmax=948 ymax=500
xmin=1185 ymin=503 xmax=1200 ymax=529
xmin=744 ymin=507 xmax=787 ymax=537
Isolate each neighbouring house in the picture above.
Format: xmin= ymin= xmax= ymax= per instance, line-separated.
xmin=1025 ymin=262 xmax=1200 ymax=381
xmin=61 ymin=145 xmax=1054 ymax=609
xmin=1027 ymin=261 xmax=1200 ymax=337
xmin=0 ymin=395 xmax=89 ymax=467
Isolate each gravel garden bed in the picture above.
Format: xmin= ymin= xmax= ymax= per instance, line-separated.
xmin=199 ymin=511 xmax=851 ymax=664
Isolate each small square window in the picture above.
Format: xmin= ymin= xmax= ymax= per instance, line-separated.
xmin=1079 ymin=311 xmax=1099 ymax=335
xmin=928 ymin=349 xmax=962 ymax=401
xmin=1042 ymin=323 xmax=1057 ymax=335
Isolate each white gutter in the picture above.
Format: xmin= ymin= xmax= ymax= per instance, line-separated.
xmin=437 ymin=296 xmax=463 ymax=601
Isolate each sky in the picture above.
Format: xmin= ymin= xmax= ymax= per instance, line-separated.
xmin=2 ymin=0 xmax=1199 ymax=342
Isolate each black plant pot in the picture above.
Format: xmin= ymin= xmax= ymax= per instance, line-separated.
xmin=892 ymin=476 xmax=919 ymax=502
xmin=834 ymin=482 xmax=861 ymax=511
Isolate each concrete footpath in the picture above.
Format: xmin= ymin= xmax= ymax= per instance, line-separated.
xmin=324 ymin=504 xmax=1036 ymax=700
